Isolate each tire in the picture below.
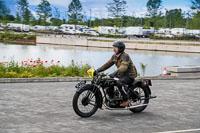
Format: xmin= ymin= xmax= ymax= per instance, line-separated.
xmin=129 ymin=85 xmax=150 ymax=113
xmin=72 ymin=87 xmax=99 ymax=118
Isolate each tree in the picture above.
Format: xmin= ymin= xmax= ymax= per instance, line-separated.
xmin=191 ymin=0 xmax=200 ymax=11
xmin=107 ymin=0 xmax=127 ymax=18
xmin=17 ymin=0 xmax=31 ymax=24
xmin=106 ymin=0 xmax=127 ymax=27
xmin=191 ymin=0 xmax=200 ymax=29
xmin=51 ymin=7 xmax=62 ymax=26
xmin=146 ymin=0 xmax=162 ymax=28
xmin=15 ymin=12 xmax=21 ymax=22
xmin=0 ymin=0 xmax=10 ymax=20
xmin=37 ymin=0 xmax=52 ymax=25
xmin=68 ymin=0 xmax=83 ymax=25
xmin=165 ymin=9 xmax=185 ymax=28
xmin=146 ymin=0 xmax=162 ymax=17
xmin=54 ymin=7 xmax=60 ymax=19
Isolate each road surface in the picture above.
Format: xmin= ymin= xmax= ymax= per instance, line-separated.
xmin=0 ymin=80 xmax=200 ymax=133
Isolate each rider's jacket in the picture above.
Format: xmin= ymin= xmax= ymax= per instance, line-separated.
xmin=98 ymin=52 xmax=137 ymax=79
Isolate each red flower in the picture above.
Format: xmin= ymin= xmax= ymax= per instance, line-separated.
xmin=45 ymin=61 xmax=48 ymax=63
xmin=61 ymin=72 xmax=64 ymax=74
xmin=33 ymin=65 xmax=36 ymax=67
xmin=39 ymin=63 xmax=43 ymax=66
xmin=21 ymin=61 xmax=23 ymax=65
xmin=48 ymin=67 xmax=50 ymax=70
xmin=57 ymin=61 xmax=60 ymax=63
xmin=30 ymin=60 xmax=33 ymax=63
xmin=51 ymin=66 xmax=54 ymax=68
xmin=51 ymin=60 xmax=54 ymax=64
xmin=25 ymin=63 xmax=28 ymax=65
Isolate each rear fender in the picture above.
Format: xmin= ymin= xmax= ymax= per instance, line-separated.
xmin=132 ymin=79 xmax=152 ymax=95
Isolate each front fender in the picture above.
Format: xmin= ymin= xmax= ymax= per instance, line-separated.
xmin=76 ymin=84 xmax=103 ymax=109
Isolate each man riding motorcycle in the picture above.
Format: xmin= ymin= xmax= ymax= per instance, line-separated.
xmin=94 ymin=41 xmax=138 ymax=107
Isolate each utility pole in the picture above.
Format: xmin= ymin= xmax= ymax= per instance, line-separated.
xmin=89 ymin=9 xmax=92 ymax=27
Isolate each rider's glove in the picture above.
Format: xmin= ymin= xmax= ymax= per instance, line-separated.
xmin=93 ymin=70 xmax=98 ymax=76
xmin=94 ymin=68 xmax=102 ymax=76
xmin=109 ymin=70 xmax=119 ymax=78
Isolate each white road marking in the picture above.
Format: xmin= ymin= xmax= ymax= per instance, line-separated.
xmin=154 ymin=128 xmax=200 ymax=133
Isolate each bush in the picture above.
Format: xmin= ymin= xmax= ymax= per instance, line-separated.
xmin=0 ymin=33 xmax=36 ymax=41
xmin=0 ymin=60 xmax=91 ymax=78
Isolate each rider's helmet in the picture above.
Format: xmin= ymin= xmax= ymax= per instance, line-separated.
xmin=112 ymin=41 xmax=126 ymax=54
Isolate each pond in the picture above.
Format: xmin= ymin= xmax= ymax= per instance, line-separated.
xmin=1 ymin=43 xmax=200 ymax=76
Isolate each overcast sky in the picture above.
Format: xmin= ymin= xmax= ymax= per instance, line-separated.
xmin=6 ymin=0 xmax=192 ymax=19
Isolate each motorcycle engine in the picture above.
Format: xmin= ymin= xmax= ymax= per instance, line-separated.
xmin=105 ymin=86 xmax=123 ymax=108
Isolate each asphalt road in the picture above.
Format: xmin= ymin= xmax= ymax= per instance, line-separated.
xmin=0 ymin=80 xmax=200 ymax=133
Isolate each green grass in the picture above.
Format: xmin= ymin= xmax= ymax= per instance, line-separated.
xmin=0 ymin=33 xmax=36 ymax=41
xmin=0 ymin=60 xmax=91 ymax=78
xmin=150 ymin=35 xmax=200 ymax=41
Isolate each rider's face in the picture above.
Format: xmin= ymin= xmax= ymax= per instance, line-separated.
xmin=113 ymin=47 xmax=119 ymax=54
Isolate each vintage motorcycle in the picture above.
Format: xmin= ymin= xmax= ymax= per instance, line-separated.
xmin=72 ymin=68 xmax=156 ymax=117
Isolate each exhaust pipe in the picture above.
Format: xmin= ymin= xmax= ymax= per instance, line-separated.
xmin=104 ymin=104 xmax=148 ymax=110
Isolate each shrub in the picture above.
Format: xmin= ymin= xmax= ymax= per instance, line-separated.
xmin=0 ymin=60 xmax=91 ymax=78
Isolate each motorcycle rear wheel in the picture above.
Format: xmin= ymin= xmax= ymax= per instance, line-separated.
xmin=129 ymin=85 xmax=150 ymax=113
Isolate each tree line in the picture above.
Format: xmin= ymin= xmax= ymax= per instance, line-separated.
xmin=0 ymin=0 xmax=199 ymax=29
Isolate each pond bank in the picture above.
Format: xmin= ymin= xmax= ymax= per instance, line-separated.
xmin=37 ymin=36 xmax=200 ymax=53
xmin=0 ymin=33 xmax=36 ymax=45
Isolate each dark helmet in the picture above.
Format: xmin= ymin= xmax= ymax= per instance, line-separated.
xmin=112 ymin=41 xmax=126 ymax=53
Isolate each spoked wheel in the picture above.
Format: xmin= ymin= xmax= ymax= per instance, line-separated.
xmin=73 ymin=88 xmax=99 ymax=117
xmin=129 ymin=85 xmax=149 ymax=113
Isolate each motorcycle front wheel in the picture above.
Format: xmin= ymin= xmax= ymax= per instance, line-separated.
xmin=72 ymin=87 xmax=99 ymax=117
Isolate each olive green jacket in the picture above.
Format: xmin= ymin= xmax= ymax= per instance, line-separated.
xmin=98 ymin=52 xmax=137 ymax=79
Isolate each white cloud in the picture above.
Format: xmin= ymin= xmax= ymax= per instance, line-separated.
xmin=29 ymin=0 xmax=71 ymax=6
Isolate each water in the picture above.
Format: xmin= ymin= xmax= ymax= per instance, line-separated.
xmin=1 ymin=43 xmax=200 ymax=76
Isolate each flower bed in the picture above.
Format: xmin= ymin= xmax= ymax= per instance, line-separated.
xmin=0 ymin=59 xmax=90 ymax=78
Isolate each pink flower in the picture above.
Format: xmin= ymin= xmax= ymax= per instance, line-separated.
xmin=57 ymin=61 xmax=60 ymax=63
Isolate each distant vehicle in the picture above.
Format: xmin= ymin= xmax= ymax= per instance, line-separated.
xmin=0 ymin=27 xmax=3 ymax=31
xmin=61 ymin=24 xmax=85 ymax=34
xmin=157 ymin=28 xmax=171 ymax=35
xmin=33 ymin=25 xmax=46 ymax=31
xmin=85 ymin=30 xmax=100 ymax=36
xmin=6 ymin=23 xmax=30 ymax=32
xmin=143 ymin=27 xmax=155 ymax=37
xmin=187 ymin=30 xmax=200 ymax=36
xmin=97 ymin=26 xmax=117 ymax=35
xmin=171 ymin=28 xmax=186 ymax=36
xmin=165 ymin=34 xmax=174 ymax=38
xmin=54 ymin=27 xmax=63 ymax=32
xmin=124 ymin=27 xmax=143 ymax=37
